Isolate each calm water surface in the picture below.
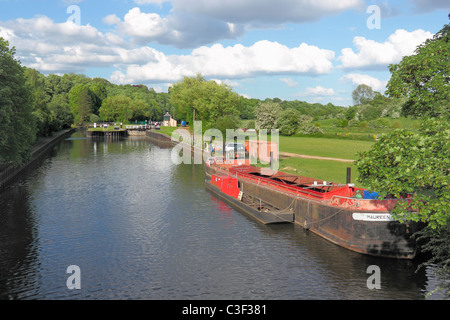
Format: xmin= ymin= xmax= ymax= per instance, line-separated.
xmin=0 ymin=131 xmax=447 ymax=300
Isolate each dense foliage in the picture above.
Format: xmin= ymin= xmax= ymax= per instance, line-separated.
xmin=356 ymin=17 xmax=450 ymax=294
xmin=352 ymin=84 xmax=375 ymax=106
xmin=169 ymin=75 xmax=241 ymax=133
xmin=356 ymin=118 xmax=449 ymax=229
xmin=254 ymin=101 xmax=281 ymax=130
xmin=0 ymin=39 xmax=36 ymax=166
xmin=386 ymin=18 xmax=449 ymax=119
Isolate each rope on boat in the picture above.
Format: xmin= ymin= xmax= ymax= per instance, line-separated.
xmin=305 ymin=207 xmax=346 ymax=229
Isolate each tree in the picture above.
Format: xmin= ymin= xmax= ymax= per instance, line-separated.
xmin=0 ymin=38 xmax=36 ymax=166
xmin=99 ymin=95 xmax=132 ymax=123
xmin=24 ymin=68 xmax=52 ymax=136
xmin=169 ymin=74 xmax=240 ymax=129
xmin=352 ymin=84 xmax=375 ymax=105
xmin=355 ymin=118 xmax=449 ymax=230
xmin=129 ymin=98 xmax=149 ymax=121
xmin=254 ymin=101 xmax=281 ymax=130
xmin=89 ymin=81 xmax=108 ymax=115
xmin=386 ymin=18 xmax=449 ymax=119
xmin=275 ymin=109 xmax=301 ymax=136
xmin=69 ymin=84 xmax=94 ymax=124
xmin=47 ymin=93 xmax=73 ymax=131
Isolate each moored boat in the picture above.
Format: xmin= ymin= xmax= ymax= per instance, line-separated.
xmin=205 ymin=158 xmax=420 ymax=259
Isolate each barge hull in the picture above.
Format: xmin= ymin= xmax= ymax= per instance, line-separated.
xmin=205 ymin=163 xmax=418 ymax=259
xmin=205 ymin=182 xmax=293 ymax=225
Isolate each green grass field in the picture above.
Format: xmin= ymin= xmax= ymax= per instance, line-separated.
xmin=278 ymin=136 xmax=374 ymax=160
xmin=276 ymin=157 xmax=362 ymax=187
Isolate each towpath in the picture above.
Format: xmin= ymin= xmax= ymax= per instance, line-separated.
xmin=279 ymin=151 xmax=355 ymax=163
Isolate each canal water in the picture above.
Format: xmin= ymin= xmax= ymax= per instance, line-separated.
xmin=0 ymin=130 xmax=447 ymax=300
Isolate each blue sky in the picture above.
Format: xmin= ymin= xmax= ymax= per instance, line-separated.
xmin=0 ymin=0 xmax=448 ymax=106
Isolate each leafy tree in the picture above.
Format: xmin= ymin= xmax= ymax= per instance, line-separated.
xmin=359 ymin=103 xmax=383 ymax=121
xmin=255 ymin=101 xmax=281 ymax=130
xmin=386 ymin=18 xmax=450 ymax=118
xmin=107 ymin=84 xmax=164 ymax=121
xmin=47 ymin=93 xmax=73 ymax=131
xmin=279 ymin=99 xmax=345 ymax=120
xmin=345 ymin=106 xmax=358 ymax=120
xmin=129 ymin=98 xmax=149 ymax=121
xmin=275 ymin=109 xmax=301 ymax=136
xmin=99 ymin=95 xmax=132 ymax=123
xmin=356 ymin=118 xmax=449 ymax=230
xmin=24 ymin=68 xmax=53 ymax=136
xmin=89 ymin=81 xmax=108 ymax=115
xmin=0 ymin=38 xmax=36 ymax=166
xmin=238 ymin=96 xmax=259 ymax=119
xmin=352 ymin=84 xmax=375 ymax=105
xmin=69 ymin=84 xmax=94 ymax=124
xmin=212 ymin=114 xmax=241 ymax=136
xmin=169 ymin=74 xmax=240 ymax=129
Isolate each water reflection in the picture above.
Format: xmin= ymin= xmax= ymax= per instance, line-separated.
xmin=0 ymin=131 xmax=447 ymax=299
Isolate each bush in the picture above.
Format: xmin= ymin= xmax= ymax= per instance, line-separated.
xmin=90 ymin=114 xmax=100 ymax=124
xmin=298 ymin=123 xmax=324 ymax=135
xmin=348 ymin=119 xmax=360 ymax=127
xmin=337 ymin=119 xmax=348 ymax=127
xmin=368 ymin=118 xmax=391 ymax=128
xmin=392 ymin=120 xmax=402 ymax=129
xmin=244 ymin=120 xmax=256 ymax=130
xmin=276 ymin=109 xmax=301 ymax=136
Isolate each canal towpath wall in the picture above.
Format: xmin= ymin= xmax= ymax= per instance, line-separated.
xmin=145 ymin=130 xmax=205 ymax=157
xmin=0 ymin=127 xmax=77 ymax=191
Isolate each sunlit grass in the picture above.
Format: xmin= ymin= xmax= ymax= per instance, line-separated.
xmin=278 ymin=136 xmax=374 ymax=160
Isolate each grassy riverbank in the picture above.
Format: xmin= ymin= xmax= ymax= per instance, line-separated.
xmin=156 ymin=126 xmax=368 ymax=186
xmin=278 ymin=136 xmax=373 ymax=160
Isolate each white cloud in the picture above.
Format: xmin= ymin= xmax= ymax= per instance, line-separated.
xmin=134 ymin=0 xmax=169 ymax=5
xmin=110 ymin=41 xmax=335 ymax=84
xmin=168 ymin=0 xmax=364 ymax=25
xmin=0 ymin=16 xmax=158 ymax=73
xmin=106 ymin=0 xmax=364 ymax=48
xmin=338 ymin=29 xmax=433 ymax=70
xmin=340 ymin=73 xmax=388 ymax=91
xmin=105 ymin=7 xmax=244 ymax=48
xmin=409 ymin=0 xmax=450 ymax=13
xmin=280 ymin=78 xmax=299 ymax=87
xmin=302 ymin=86 xmax=335 ymax=96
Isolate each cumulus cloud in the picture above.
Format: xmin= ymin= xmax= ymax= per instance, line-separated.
xmin=134 ymin=0 xmax=168 ymax=5
xmin=105 ymin=0 xmax=364 ymax=48
xmin=409 ymin=0 xmax=449 ymax=13
xmin=338 ymin=29 xmax=433 ymax=70
xmin=302 ymin=86 xmax=335 ymax=96
xmin=168 ymin=0 xmax=364 ymax=25
xmin=0 ymin=16 xmax=157 ymax=73
xmin=105 ymin=7 xmax=244 ymax=48
xmin=0 ymin=14 xmax=334 ymax=80
xmin=110 ymin=40 xmax=335 ymax=84
xmin=280 ymin=78 xmax=299 ymax=87
xmin=340 ymin=73 xmax=388 ymax=91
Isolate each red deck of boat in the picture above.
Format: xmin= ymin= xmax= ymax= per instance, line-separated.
xmin=208 ymin=160 xmax=354 ymax=201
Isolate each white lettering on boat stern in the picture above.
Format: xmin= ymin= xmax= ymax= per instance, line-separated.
xmin=352 ymin=213 xmax=394 ymax=222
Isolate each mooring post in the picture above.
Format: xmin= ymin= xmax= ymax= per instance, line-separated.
xmin=346 ymin=167 xmax=351 ymax=184
xmin=270 ymin=151 xmax=273 ymax=170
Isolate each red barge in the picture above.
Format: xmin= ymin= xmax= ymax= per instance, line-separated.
xmin=205 ymin=158 xmax=419 ymax=259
